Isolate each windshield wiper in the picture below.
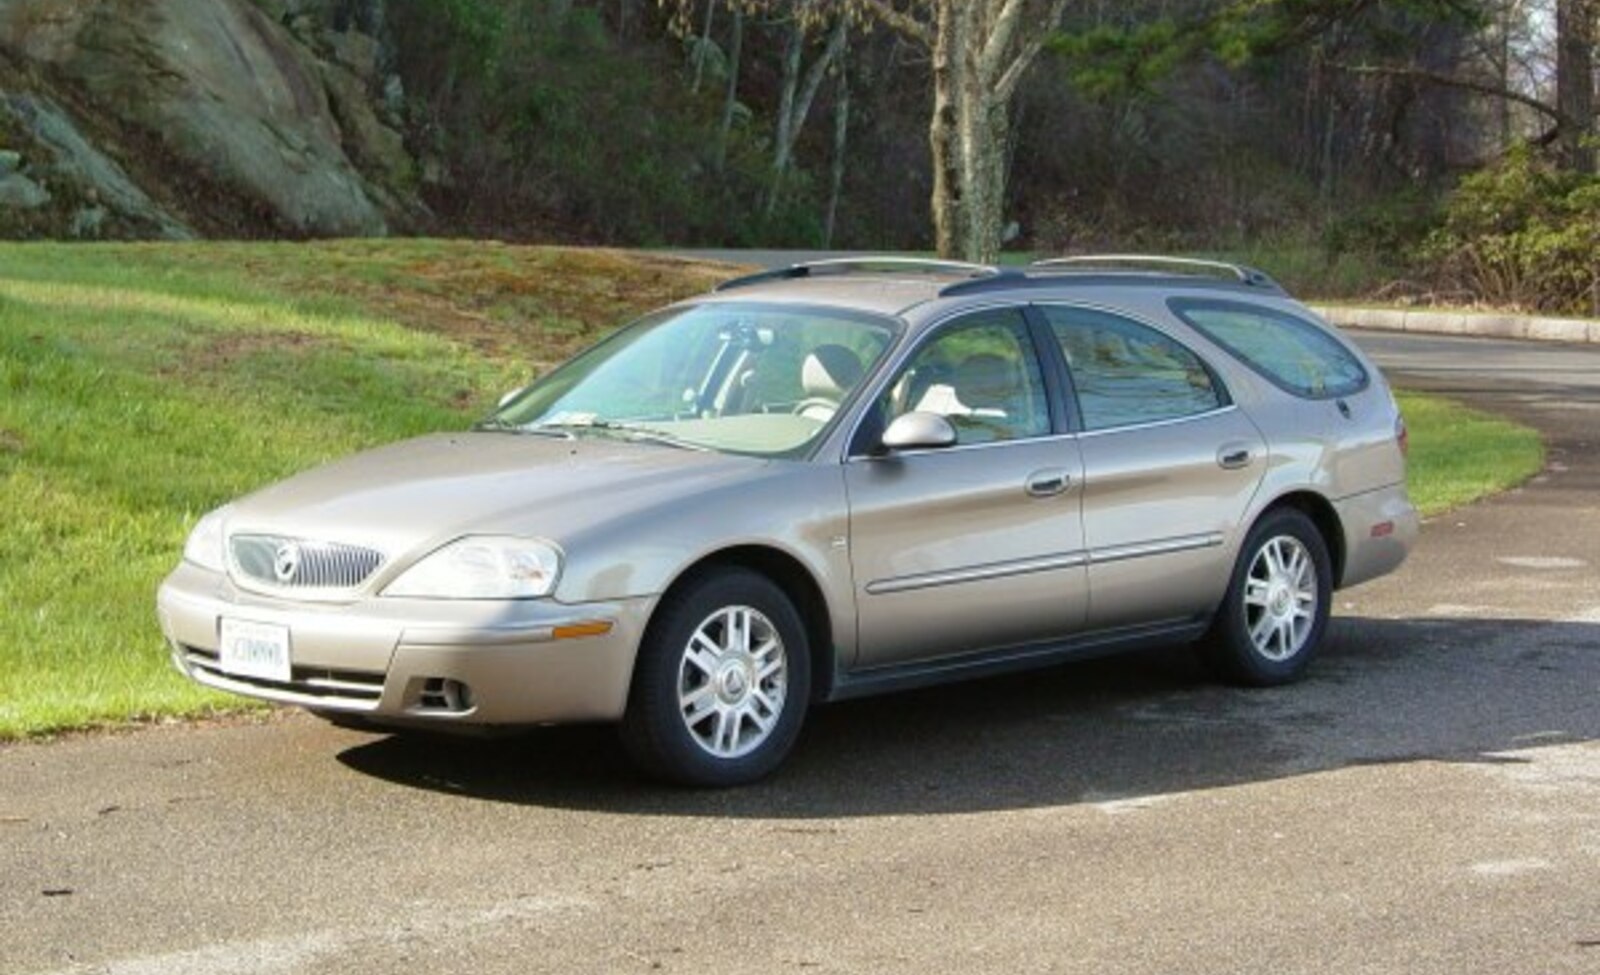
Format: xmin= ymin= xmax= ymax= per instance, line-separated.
xmin=533 ymin=418 xmax=707 ymax=451
xmin=607 ymin=423 xmax=709 ymax=452
xmin=473 ymin=418 xmax=575 ymax=439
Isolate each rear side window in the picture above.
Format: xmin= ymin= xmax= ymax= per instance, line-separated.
xmin=1039 ymin=305 xmax=1225 ymax=431
xmin=1170 ymin=299 xmax=1368 ymax=399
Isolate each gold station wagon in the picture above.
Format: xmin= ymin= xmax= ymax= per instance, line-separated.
xmin=158 ymin=256 xmax=1417 ymax=785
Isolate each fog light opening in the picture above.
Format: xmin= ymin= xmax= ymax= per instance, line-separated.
xmin=419 ymin=677 xmax=475 ymax=713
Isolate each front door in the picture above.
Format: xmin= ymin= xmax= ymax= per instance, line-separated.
xmin=844 ymin=308 xmax=1088 ymax=669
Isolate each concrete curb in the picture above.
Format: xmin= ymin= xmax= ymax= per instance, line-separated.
xmin=1312 ymin=305 xmax=1600 ymax=345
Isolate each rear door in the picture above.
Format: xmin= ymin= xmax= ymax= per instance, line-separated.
xmin=1035 ymin=304 xmax=1266 ymax=631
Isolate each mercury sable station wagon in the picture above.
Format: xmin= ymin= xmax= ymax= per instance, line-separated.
xmin=158 ymin=255 xmax=1417 ymax=785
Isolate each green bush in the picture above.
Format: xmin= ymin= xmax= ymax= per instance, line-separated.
xmin=1422 ymin=146 xmax=1600 ymax=316
xmin=1322 ymin=189 xmax=1439 ymax=259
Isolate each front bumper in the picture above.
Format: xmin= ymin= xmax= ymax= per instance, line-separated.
xmin=156 ymin=562 xmax=656 ymax=726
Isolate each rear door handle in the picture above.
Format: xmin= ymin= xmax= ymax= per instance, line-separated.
xmin=1025 ymin=468 xmax=1072 ymax=497
xmin=1217 ymin=444 xmax=1254 ymax=470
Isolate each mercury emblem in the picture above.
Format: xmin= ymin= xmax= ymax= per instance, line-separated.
xmin=273 ymin=542 xmax=302 ymax=583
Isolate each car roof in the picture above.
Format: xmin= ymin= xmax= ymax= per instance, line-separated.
xmin=696 ymin=275 xmax=956 ymax=318
xmin=696 ymin=256 xmax=1290 ymax=321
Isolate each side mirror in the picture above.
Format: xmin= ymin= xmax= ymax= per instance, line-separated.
xmin=879 ymin=411 xmax=957 ymax=453
xmin=497 ymin=386 xmax=526 ymax=409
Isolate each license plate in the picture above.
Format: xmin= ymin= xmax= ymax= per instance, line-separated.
xmin=218 ymin=619 xmax=292 ymax=683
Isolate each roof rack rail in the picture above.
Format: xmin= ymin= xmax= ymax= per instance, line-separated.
xmin=1030 ymin=254 xmax=1281 ymax=290
xmin=715 ymin=256 xmax=999 ymax=292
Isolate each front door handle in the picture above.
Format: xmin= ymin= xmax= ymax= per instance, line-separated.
xmin=1217 ymin=443 xmax=1254 ymax=470
xmin=1025 ymin=468 xmax=1072 ymax=497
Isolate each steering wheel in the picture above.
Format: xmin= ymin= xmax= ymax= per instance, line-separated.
xmin=791 ymin=397 xmax=840 ymax=419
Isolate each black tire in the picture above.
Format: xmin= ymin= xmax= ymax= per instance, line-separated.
xmin=620 ymin=567 xmax=811 ymax=787
xmin=1198 ymin=507 xmax=1333 ymax=687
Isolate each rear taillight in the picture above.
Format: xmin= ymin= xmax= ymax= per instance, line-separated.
xmin=1395 ymin=414 xmax=1409 ymax=457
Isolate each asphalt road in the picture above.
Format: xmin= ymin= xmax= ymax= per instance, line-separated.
xmin=2 ymin=332 xmax=1597 ymax=975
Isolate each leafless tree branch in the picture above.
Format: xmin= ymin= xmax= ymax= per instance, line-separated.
xmin=1331 ymin=60 xmax=1569 ymax=126
xmin=854 ymin=0 xmax=934 ymax=48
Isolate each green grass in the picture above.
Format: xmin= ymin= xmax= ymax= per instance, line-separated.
xmin=0 ymin=241 xmax=722 ymax=738
xmin=0 ymin=241 xmax=1543 ymax=737
xmin=1396 ymin=390 xmax=1544 ymax=516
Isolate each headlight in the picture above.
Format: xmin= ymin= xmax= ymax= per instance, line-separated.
xmin=384 ymin=536 xmax=562 ymax=600
xmin=182 ymin=505 xmax=232 ymax=573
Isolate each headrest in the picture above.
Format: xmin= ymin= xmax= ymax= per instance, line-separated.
xmin=802 ymin=344 xmax=865 ymax=400
xmin=956 ymin=354 xmax=1021 ymax=410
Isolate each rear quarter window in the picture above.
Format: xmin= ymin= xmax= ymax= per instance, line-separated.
xmin=1169 ymin=299 xmax=1369 ymax=399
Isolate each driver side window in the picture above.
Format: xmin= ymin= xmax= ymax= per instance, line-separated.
xmin=882 ymin=310 xmax=1050 ymax=445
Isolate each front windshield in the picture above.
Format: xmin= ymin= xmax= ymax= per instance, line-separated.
xmin=488 ymin=302 xmax=897 ymax=456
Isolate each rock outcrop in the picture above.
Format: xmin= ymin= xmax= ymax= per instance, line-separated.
xmin=0 ymin=147 xmax=50 ymax=209
xmin=0 ymin=0 xmax=418 ymax=239
xmin=3 ymin=92 xmax=194 ymax=238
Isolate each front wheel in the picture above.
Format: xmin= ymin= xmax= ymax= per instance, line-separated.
xmin=620 ymin=568 xmax=811 ymax=786
xmin=1199 ymin=508 xmax=1333 ymax=686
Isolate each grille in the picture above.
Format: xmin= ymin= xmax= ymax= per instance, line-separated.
xmin=183 ymin=646 xmax=384 ymax=708
xmin=230 ymin=534 xmax=385 ymax=592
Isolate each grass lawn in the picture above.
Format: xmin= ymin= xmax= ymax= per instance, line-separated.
xmin=0 ymin=241 xmax=1543 ymax=738
xmin=1395 ymin=390 xmax=1544 ymax=514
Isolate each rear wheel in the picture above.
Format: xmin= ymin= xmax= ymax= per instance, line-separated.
xmin=620 ymin=568 xmax=810 ymax=786
xmin=1199 ymin=507 xmax=1333 ymax=686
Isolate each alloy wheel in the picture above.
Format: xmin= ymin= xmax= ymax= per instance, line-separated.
xmin=1243 ymin=535 xmax=1318 ymax=662
xmin=677 ymin=605 xmax=788 ymax=759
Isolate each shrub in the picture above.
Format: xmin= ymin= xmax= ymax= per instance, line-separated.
xmin=1421 ymin=145 xmax=1600 ymax=316
xmin=1322 ymin=189 xmax=1439 ymax=260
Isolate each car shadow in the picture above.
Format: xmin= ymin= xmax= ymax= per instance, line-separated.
xmin=335 ymin=614 xmax=1600 ymax=818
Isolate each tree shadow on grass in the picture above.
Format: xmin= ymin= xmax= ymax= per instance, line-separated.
xmin=336 ymin=615 xmax=1600 ymax=818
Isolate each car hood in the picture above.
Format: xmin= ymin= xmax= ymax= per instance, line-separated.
xmin=224 ymin=432 xmax=766 ymax=556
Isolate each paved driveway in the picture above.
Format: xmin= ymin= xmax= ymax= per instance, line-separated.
xmin=1 ymin=333 xmax=1597 ymax=975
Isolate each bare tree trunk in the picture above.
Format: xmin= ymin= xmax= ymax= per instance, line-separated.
xmin=955 ymin=12 xmax=985 ymax=260
xmin=953 ymin=51 xmax=1007 ymax=264
xmin=766 ymin=14 xmax=848 ymax=218
xmin=713 ymin=6 xmax=742 ymax=174
xmin=862 ymin=0 xmax=1064 ymax=260
xmin=1555 ymin=0 xmax=1596 ymax=172
xmin=1320 ymin=98 xmax=1337 ymax=202
xmin=1497 ymin=5 xmax=1512 ymax=148
xmin=960 ymin=97 xmax=1008 ymax=264
xmin=823 ymin=55 xmax=851 ymax=248
xmin=767 ymin=19 xmax=803 ymax=217
xmin=691 ymin=0 xmax=717 ymax=94
xmin=925 ymin=0 xmax=1064 ymax=261
xmin=929 ymin=1 xmax=961 ymax=257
